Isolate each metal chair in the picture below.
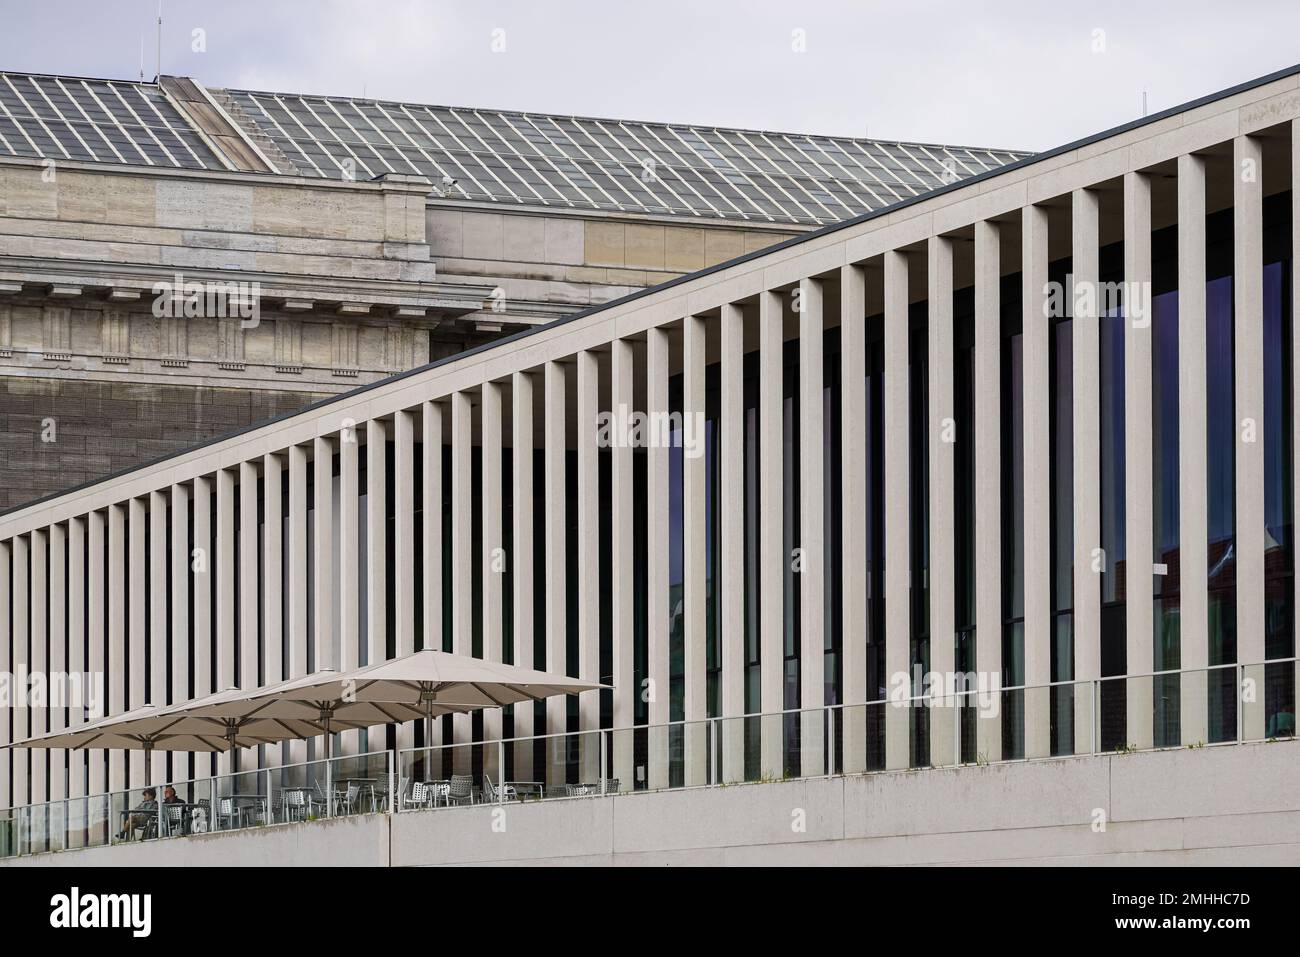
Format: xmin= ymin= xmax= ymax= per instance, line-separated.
xmin=217 ymin=797 xmax=253 ymax=830
xmin=283 ymin=788 xmax=315 ymax=822
xmin=447 ymin=774 xmax=475 ymax=806
xmin=409 ymin=780 xmax=430 ymax=809
xmin=163 ymin=803 xmax=186 ymax=837
xmin=338 ymin=783 xmax=362 ymax=815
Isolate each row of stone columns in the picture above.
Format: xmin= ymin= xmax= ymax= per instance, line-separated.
xmin=0 ymin=131 xmax=1287 ymax=821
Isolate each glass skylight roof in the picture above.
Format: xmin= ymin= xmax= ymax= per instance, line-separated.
xmin=0 ymin=71 xmax=1031 ymax=227
xmin=225 ymin=89 xmax=1029 ymax=225
xmin=0 ymin=73 xmax=225 ymax=170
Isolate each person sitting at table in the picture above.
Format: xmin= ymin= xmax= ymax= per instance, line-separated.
xmin=163 ymin=785 xmax=183 ymax=805
xmin=116 ymin=788 xmax=158 ymax=840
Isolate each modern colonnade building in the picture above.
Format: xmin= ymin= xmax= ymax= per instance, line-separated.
xmin=2 ymin=65 xmax=1299 ymax=820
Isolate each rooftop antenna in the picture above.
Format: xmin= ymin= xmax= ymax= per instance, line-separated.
xmin=138 ymin=37 xmax=145 ymax=82
xmin=1142 ymin=90 xmax=1148 ymax=117
xmin=156 ymin=0 xmax=163 ymax=80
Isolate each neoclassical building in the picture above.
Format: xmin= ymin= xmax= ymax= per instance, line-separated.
xmin=0 ymin=70 xmax=1022 ymax=508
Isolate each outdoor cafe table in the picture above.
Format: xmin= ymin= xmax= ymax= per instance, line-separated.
xmin=223 ymin=793 xmax=268 ymax=827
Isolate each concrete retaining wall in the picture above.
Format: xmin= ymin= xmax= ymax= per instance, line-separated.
xmin=8 ymin=739 xmax=1299 ymax=866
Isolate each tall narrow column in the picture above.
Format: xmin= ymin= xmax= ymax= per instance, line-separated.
xmin=193 ymin=476 xmax=213 ymax=782
xmin=237 ymin=461 xmax=259 ymax=693
xmin=758 ymin=289 xmax=785 ymax=778
xmin=262 ymin=453 xmax=283 ymax=769
xmin=30 ymin=529 xmax=48 ymax=804
xmin=313 ymin=437 xmax=336 ymax=678
xmin=841 ymin=264 xmax=868 ymax=773
xmin=610 ymin=342 xmax=635 ymax=789
xmin=422 ymin=401 xmax=444 ymax=756
xmin=451 ymin=391 xmax=473 ymax=772
xmin=339 ymin=423 xmax=360 ymax=684
xmin=0 ymin=541 xmax=9 ymax=813
xmin=682 ymin=316 xmax=709 ymax=786
xmin=1293 ymin=125 xmax=1300 ymax=731
xmin=422 ymin=400 xmax=444 ymax=652
xmin=1023 ymin=204 xmax=1052 ymax=759
xmin=13 ymin=534 xmax=30 ymax=807
xmin=719 ymin=304 xmax=746 ymax=782
xmin=883 ymin=250 xmax=911 ymax=770
xmin=170 ymin=484 xmax=191 ymax=779
xmin=1125 ymin=171 xmax=1155 ymax=750
xmin=798 ymin=279 xmax=826 ymax=776
xmin=365 ymin=418 xmax=388 ymax=757
xmin=394 ymin=410 xmax=416 ymax=757
xmin=106 ymin=506 xmax=123 ymax=792
xmin=287 ymin=446 xmax=309 ymax=767
xmin=1073 ymin=187 xmax=1102 ymax=755
xmin=1235 ymin=134 xmax=1265 ymax=744
xmin=1178 ymin=152 xmax=1209 ymax=746
xmin=576 ymin=351 xmax=601 ymax=783
xmin=149 ymin=491 xmax=168 ymax=781
xmin=544 ymin=362 xmax=569 ymax=786
xmin=87 ymin=511 xmax=106 ymax=796
xmin=512 ymin=373 xmax=536 ymax=779
xmin=238 ymin=463 xmax=259 ymax=788
xmin=216 ymin=469 xmax=236 ymax=696
xmin=217 ymin=469 xmax=237 ymax=774
xmin=481 ymin=381 xmax=504 ymax=779
xmin=49 ymin=524 xmax=66 ymax=808
xmin=974 ymin=221 xmax=1002 ymax=763
xmin=928 ymin=236 xmax=956 ymax=765
xmin=645 ymin=334 xmax=670 ymax=789
xmin=367 ymin=418 xmax=388 ymax=671
xmin=127 ymin=498 xmax=146 ymax=786
xmin=68 ymin=518 xmax=86 ymax=812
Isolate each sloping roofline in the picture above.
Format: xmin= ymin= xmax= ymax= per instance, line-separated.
xmin=4 ymin=60 xmax=1299 ymax=518
xmin=220 ymin=82 xmax=1028 ymax=158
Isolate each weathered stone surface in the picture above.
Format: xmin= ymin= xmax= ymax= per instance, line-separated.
xmin=0 ymin=376 xmax=330 ymax=509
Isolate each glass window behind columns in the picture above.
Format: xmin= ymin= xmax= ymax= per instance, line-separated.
xmin=1263 ymin=256 xmax=1294 ymax=737
xmin=1098 ymin=245 xmax=1128 ymax=751
xmin=1202 ymin=201 xmax=1238 ymax=743
xmin=953 ymin=290 xmax=977 ymax=763
xmin=1152 ymin=286 xmax=1181 ymax=747
xmin=824 ymin=330 xmax=843 ymax=736
xmin=781 ymin=338 xmax=801 ymax=776
xmin=705 ymin=363 xmax=721 ymax=719
xmin=743 ymin=351 xmax=761 ymax=777
xmin=909 ymin=307 xmax=930 ymax=768
xmin=1050 ymin=302 xmax=1075 ymax=756
xmin=1001 ymin=283 xmax=1025 ymax=761
xmin=668 ymin=374 xmax=684 ymax=786
xmin=866 ymin=329 xmax=887 ymax=770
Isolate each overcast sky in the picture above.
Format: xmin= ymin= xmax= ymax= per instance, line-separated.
xmin=2 ymin=0 xmax=1297 ymax=152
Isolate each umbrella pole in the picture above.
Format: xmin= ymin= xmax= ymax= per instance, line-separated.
xmin=321 ymin=711 xmax=333 ymax=817
xmin=425 ymin=702 xmax=434 ymax=784
xmin=143 ymin=739 xmax=158 ymax=841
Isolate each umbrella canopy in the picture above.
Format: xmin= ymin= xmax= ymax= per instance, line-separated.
xmin=4 ymin=690 xmax=333 ymax=754
xmin=243 ymin=648 xmax=603 ymax=722
xmin=8 ymin=648 xmax=605 ymax=762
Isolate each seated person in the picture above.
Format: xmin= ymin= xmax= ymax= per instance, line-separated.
xmin=163 ymin=785 xmax=183 ymax=805
xmin=117 ymin=788 xmax=158 ymax=840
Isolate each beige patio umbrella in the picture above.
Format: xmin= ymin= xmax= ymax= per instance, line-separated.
xmin=5 ymin=688 xmax=348 ymax=782
xmin=11 ymin=648 xmax=604 ymax=776
xmin=232 ymin=648 xmax=605 ymax=766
